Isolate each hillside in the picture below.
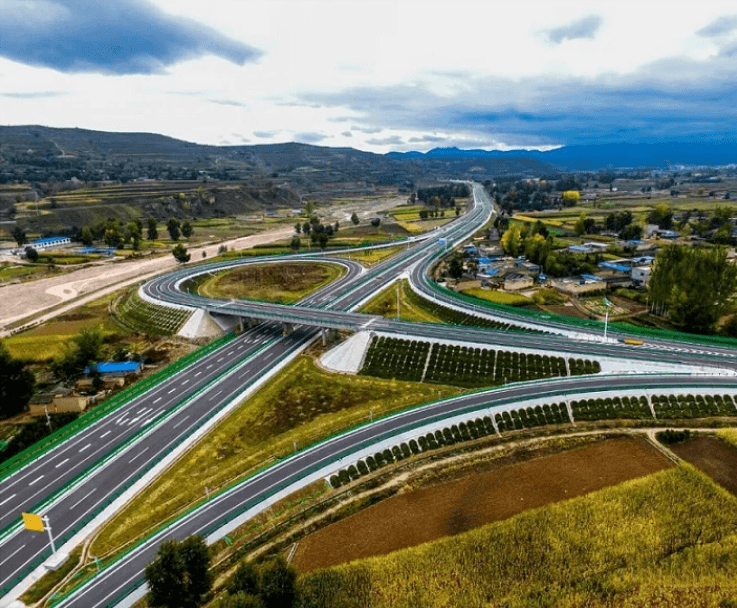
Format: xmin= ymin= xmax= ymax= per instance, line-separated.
xmin=0 ymin=126 xmax=557 ymax=193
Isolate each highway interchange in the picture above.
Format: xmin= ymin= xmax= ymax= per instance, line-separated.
xmin=2 ymin=183 xmax=737 ymax=607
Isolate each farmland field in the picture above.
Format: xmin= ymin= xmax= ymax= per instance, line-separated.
xmin=293 ymin=436 xmax=672 ymax=573
xmin=297 ymin=465 xmax=737 ymax=608
xmin=671 ymin=435 xmax=737 ymax=495
xmin=460 ymin=287 xmax=534 ymax=306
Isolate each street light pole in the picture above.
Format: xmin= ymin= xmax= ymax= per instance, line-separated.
xmin=43 ymin=516 xmax=57 ymax=554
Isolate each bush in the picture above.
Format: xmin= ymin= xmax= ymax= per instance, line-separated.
xmin=656 ymin=429 xmax=692 ymax=445
xmin=357 ymin=460 xmax=369 ymax=476
xmin=329 ymin=475 xmax=341 ymax=489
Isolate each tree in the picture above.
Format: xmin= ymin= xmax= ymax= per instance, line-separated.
xmin=24 ymin=246 xmax=38 ymax=262
xmin=316 ymin=232 xmax=329 ymax=250
xmin=350 ymin=212 xmax=359 ymax=226
xmin=294 ymin=222 xmax=301 ymax=234
xmin=0 ymin=341 xmax=35 ymax=418
xmin=500 ymin=224 xmax=522 ymax=256
xmin=290 ymin=235 xmax=300 ymax=252
xmin=181 ymin=221 xmax=193 ymax=238
xmin=258 ymin=556 xmax=297 ymax=608
xmin=172 ymin=243 xmax=191 ymax=263
xmin=147 ymin=217 xmax=159 ymax=240
xmin=370 ymin=217 xmax=381 ymax=230
xmin=80 ymin=226 xmax=94 ymax=246
xmin=447 ymin=254 xmax=464 ymax=281
xmin=52 ymin=327 xmax=104 ymax=381
xmin=145 ymin=535 xmax=211 ymax=608
xmin=228 ymin=561 xmax=259 ymax=597
xmin=333 ymin=220 xmax=339 ymax=233
xmin=11 ymin=225 xmax=27 ymax=246
xmin=302 ymin=222 xmax=311 ymax=236
xmin=649 ymin=245 xmax=737 ymax=334
xmin=648 ymin=203 xmax=674 ymax=229
xmin=167 ymin=218 xmax=181 ymax=241
xmin=217 ymin=593 xmax=263 ymax=608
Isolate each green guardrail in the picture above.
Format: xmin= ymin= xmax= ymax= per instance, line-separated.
xmin=0 ymin=333 xmax=236 ymax=482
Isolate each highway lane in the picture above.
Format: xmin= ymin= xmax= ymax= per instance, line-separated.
xmin=0 ymin=260 xmax=369 ymax=596
xmin=0 ymin=197 xmax=488 ymax=598
xmin=54 ymin=373 xmax=737 ymax=608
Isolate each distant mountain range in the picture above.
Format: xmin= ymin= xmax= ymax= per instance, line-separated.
xmin=387 ymin=143 xmax=737 ymax=170
xmin=1 ymin=127 xmax=735 ymax=192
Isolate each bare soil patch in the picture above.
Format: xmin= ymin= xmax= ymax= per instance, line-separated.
xmin=292 ymin=437 xmax=672 ymax=573
xmin=670 ymin=435 xmax=737 ymax=495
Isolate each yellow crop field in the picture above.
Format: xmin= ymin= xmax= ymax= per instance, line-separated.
xmin=298 ymin=465 xmax=737 ymax=607
xmin=717 ymin=428 xmax=737 ymax=448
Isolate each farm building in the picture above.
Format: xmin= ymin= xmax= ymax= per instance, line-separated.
xmin=12 ymin=235 xmax=71 ymax=255
xmin=84 ymin=361 xmax=143 ymax=376
xmin=551 ymin=275 xmax=606 ymax=296
xmin=631 ymin=266 xmax=651 ymax=286
xmin=29 ymin=392 xmax=88 ymax=416
xmin=504 ymin=274 xmax=534 ymax=291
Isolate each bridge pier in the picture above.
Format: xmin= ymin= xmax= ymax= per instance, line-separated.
xmin=238 ymin=317 xmax=260 ymax=331
xmin=282 ymin=322 xmax=295 ymax=336
xmin=321 ymin=328 xmax=339 ymax=345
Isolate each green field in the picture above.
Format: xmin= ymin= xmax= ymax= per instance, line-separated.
xmin=298 ymin=465 xmax=737 ymax=608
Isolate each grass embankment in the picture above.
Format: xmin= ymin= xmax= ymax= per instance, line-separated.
xmin=90 ymin=354 xmax=461 ymax=557
xmin=335 ymin=245 xmax=405 ymax=267
xmin=360 ymin=279 xmax=444 ymax=323
xmin=197 ymin=262 xmax=345 ymax=305
xmin=114 ymin=290 xmax=192 ymax=336
xmin=298 ymin=465 xmax=737 ymax=608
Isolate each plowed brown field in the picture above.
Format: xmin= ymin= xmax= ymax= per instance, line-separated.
xmin=671 ymin=435 xmax=737 ymax=495
xmin=292 ymin=437 xmax=672 ymax=573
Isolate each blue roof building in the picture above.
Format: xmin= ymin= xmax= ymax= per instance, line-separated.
xmin=85 ymin=361 xmax=142 ymax=375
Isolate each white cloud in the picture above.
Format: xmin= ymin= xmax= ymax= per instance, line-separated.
xmin=3 ymin=0 xmax=737 ymax=153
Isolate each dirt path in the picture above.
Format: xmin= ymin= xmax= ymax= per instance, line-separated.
xmin=292 ymin=436 xmax=672 ymax=573
xmin=0 ymin=226 xmax=294 ymax=335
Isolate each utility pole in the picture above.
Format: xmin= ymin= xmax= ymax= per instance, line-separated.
xmin=44 ymin=405 xmax=53 ymax=432
xmin=604 ymin=311 xmax=609 ymax=340
xmin=396 ymin=283 xmax=400 ymax=320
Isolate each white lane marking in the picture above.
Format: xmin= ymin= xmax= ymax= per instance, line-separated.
xmin=0 ymin=493 xmax=17 ymax=507
xmin=206 ymin=364 xmax=213 ymax=369
xmin=100 ymin=430 xmax=111 ymax=438
xmin=142 ymin=417 xmax=156 ymax=426
xmin=69 ymin=487 xmax=96 ymax=510
xmin=217 ymin=357 xmax=224 ymax=362
xmin=55 ymin=458 xmax=69 ymax=469
xmin=153 ymin=397 xmax=162 ymax=404
xmin=0 ymin=544 xmax=26 ymax=567
xmin=182 ymin=379 xmax=189 ymax=385
xmin=194 ymin=371 xmax=202 ymax=377
xmin=128 ymin=447 xmax=149 ymax=464
xmin=168 ymin=388 xmax=176 ymax=394
xmin=209 ymin=390 xmax=222 ymax=401
xmin=172 ymin=415 xmax=190 ymax=429
xmin=29 ymin=475 xmax=44 ymax=486
xmin=128 ymin=417 xmax=140 ymax=426
xmin=79 ymin=443 xmax=91 ymax=452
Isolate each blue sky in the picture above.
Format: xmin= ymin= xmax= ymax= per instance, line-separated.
xmin=1 ymin=0 xmax=736 ymax=152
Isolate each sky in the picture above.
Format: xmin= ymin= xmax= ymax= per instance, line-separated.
xmin=1 ymin=0 xmax=737 ymax=153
